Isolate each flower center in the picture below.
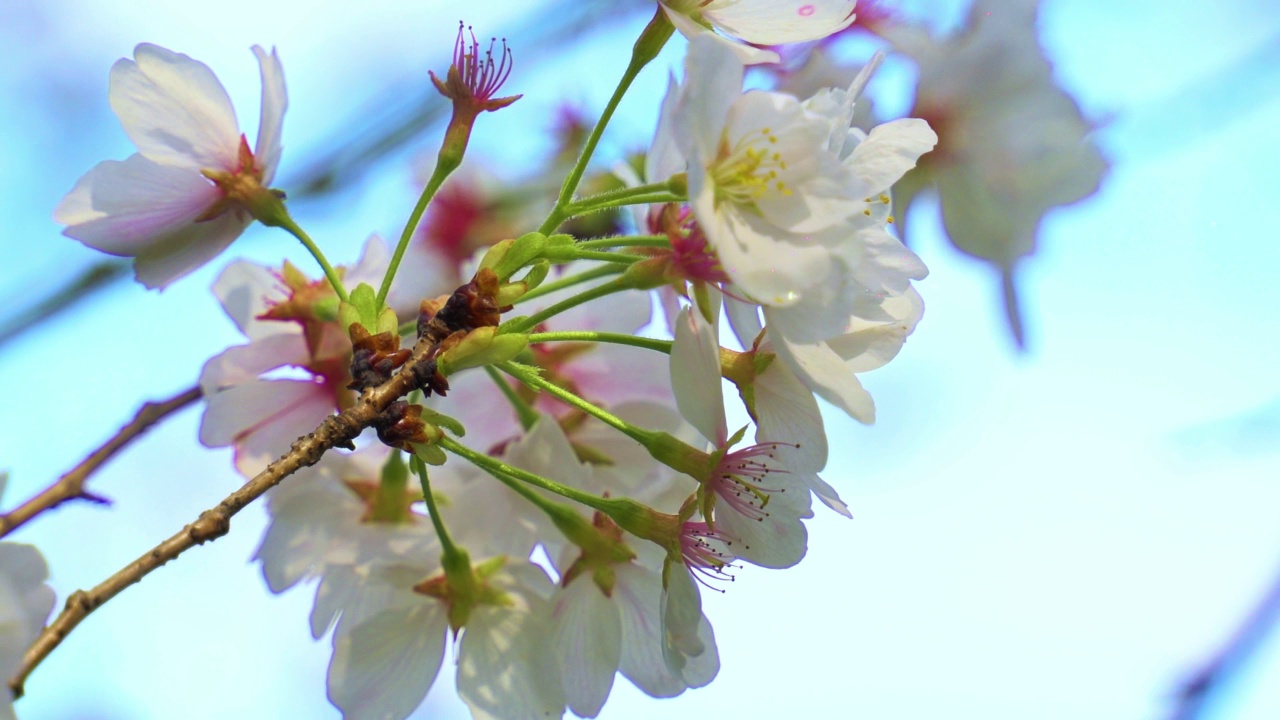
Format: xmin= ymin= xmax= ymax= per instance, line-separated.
xmin=711 ymin=127 xmax=792 ymax=208
xmin=709 ymin=441 xmax=791 ymax=524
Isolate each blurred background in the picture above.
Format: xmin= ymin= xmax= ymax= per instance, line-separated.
xmin=2 ymin=0 xmax=1279 ymax=717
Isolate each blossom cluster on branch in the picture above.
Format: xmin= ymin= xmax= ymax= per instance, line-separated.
xmin=0 ymin=1 xmax=1109 ymax=718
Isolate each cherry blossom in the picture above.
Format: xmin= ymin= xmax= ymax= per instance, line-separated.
xmin=887 ymin=0 xmax=1108 ymax=343
xmin=54 ymin=44 xmax=286 ymax=289
xmin=670 ymin=304 xmax=812 ymax=569
xmin=199 ymin=237 xmax=388 ymax=476
xmin=0 ymin=541 xmax=55 ymax=720
xmin=327 ymin=558 xmax=564 ymax=720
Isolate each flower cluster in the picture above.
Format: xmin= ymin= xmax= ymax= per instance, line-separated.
xmin=4 ymin=0 xmax=1099 ymax=718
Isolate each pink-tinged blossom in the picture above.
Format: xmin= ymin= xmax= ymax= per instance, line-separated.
xmin=659 ymin=0 xmax=857 ymax=65
xmin=199 ymin=238 xmax=389 ymax=476
xmin=252 ymin=445 xmax=438 ymax=640
xmin=54 ymin=44 xmax=286 ymax=289
xmin=327 ymin=559 xmax=564 ymax=720
xmin=670 ymin=305 xmax=812 ymax=569
xmin=550 ymin=555 xmax=718 ymax=716
xmin=0 ymin=541 xmax=56 ymax=720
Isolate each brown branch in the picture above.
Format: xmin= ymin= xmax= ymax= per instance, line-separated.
xmin=7 ymin=335 xmax=436 ymax=699
xmin=0 ymin=385 xmax=203 ymax=539
xmin=1169 ymin=555 xmax=1280 ymax=720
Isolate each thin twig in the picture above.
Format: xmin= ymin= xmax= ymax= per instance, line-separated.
xmin=1169 ymin=555 xmax=1280 ymax=720
xmin=0 ymin=385 xmax=203 ymax=539
xmin=7 ymin=334 xmax=437 ymax=699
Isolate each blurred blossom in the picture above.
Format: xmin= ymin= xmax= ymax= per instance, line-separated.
xmin=885 ymin=0 xmax=1109 ymax=345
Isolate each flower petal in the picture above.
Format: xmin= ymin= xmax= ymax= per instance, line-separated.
xmin=212 ymin=259 xmax=292 ymax=340
xmin=55 ymin=154 xmax=222 ymax=254
xmin=110 ymin=43 xmax=240 ymax=170
xmin=251 ymin=45 xmax=287 ymax=184
xmin=199 ymin=334 xmax=308 ymax=392
xmin=458 ymin=601 xmax=566 ymax=720
xmin=704 ymin=0 xmax=857 ymax=45
xmin=751 ymin=349 xmax=828 ymax=473
xmin=670 ymin=307 xmax=727 ymax=446
xmin=327 ymin=604 xmax=448 ymax=720
xmin=663 ymin=5 xmax=781 ymax=65
xmin=131 ymin=211 xmax=251 ymax=290
xmin=676 ymin=35 xmax=746 ymax=163
xmin=551 ymin=577 xmax=622 ymax=718
xmin=772 ymin=335 xmax=876 ymax=423
xmin=845 ymin=117 xmax=937 ymax=198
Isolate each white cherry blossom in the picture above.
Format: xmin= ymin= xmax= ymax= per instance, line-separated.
xmin=54 ymin=44 xmax=286 ymax=289
xmin=0 ymin=541 xmax=56 ymax=720
xmin=670 ymin=304 xmax=812 ymax=569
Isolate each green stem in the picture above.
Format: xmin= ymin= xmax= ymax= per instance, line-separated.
xmin=565 ymin=193 xmax=683 ymax=217
xmin=411 ymin=456 xmax=460 ymax=559
xmin=528 ymin=331 xmax=672 ymax=355
xmin=515 ymin=265 xmax=624 ymax=305
xmin=506 ymin=276 xmax=632 ymax=333
xmin=484 ymin=365 xmax=538 ymax=431
xmin=378 ymin=156 xmax=457 ymax=306
xmin=576 ymin=235 xmax=669 ymax=250
xmin=568 ymin=181 xmax=675 ymax=209
xmin=275 ymin=214 xmax=349 ymax=302
xmin=440 ymin=436 xmax=615 ymax=514
xmin=537 ymin=9 xmax=674 ymax=235
xmin=568 ymin=250 xmax=646 ymax=265
xmin=497 ymin=361 xmax=657 ymax=446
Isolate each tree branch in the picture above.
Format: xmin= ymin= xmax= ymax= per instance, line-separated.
xmin=1169 ymin=555 xmax=1280 ymax=719
xmin=7 ymin=334 xmax=436 ymax=699
xmin=0 ymin=385 xmax=203 ymax=539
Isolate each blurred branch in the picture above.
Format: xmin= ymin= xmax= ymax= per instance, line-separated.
xmin=1169 ymin=556 xmax=1280 ymax=719
xmin=0 ymin=384 xmax=201 ymax=539
xmin=0 ymin=260 xmax=127 ymax=348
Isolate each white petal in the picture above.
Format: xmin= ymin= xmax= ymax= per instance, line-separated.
xmin=664 ymin=5 xmax=781 ymax=65
xmin=614 ymin=565 xmax=686 ymax=698
xmin=458 ymin=602 xmax=566 ymax=720
xmin=660 ymin=565 xmax=706 ymax=679
xmin=55 ymin=154 xmax=222 ymax=254
xmin=132 ymin=211 xmax=251 ymax=290
xmin=806 ymin=473 xmax=852 ymax=518
xmin=198 ymin=334 xmax=308 ymax=392
xmin=679 ymin=614 xmax=720 ymax=689
xmin=772 ymin=336 xmax=876 ymax=423
xmin=829 ymin=287 xmax=924 ymax=373
xmin=199 ymin=379 xmax=335 ymax=475
xmin=670 ymin=307 xmax=727 ymax=446
xmin=838 ymin=225 xmax=929 ymax=297
xmin=327 ymin=604 xmax=448 ymax=720
xmin=716 ymin=493 xmax=807 ymax=569
xmin=845 ymin=118 xmax=937 ymax=197
xmin=723 ymin=294 xmax=762 ymax=349
xmin=212 ymin=259 xmax=292 ymax=340
xmin=677 ymin=35 xmax=746 ymax=163
xmin=647 ymin=73 xmax=687 ymax=184
xmin=752 ymin=350 xmax=828 ymax=473
xmin=110 ymin=43 xmax=240 ymax=170
xmin=551 ymin=578 xmax=622 ymax=718
xmin=704 ymin=0 xmax=857 ymax=45
xmin=251 ymin=46 xmax=287 ymax=184
xmin=697 ymin=189 xmax=834 ymax=308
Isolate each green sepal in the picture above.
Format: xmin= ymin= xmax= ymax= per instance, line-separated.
xmin=437 ymin=328 xmax=530 ymax=375
xmin=338 ymin=283 xmax=382 ymax=334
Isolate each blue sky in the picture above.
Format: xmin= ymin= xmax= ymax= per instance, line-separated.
xmin=1 ymin=1 xmax=1279 ymax=718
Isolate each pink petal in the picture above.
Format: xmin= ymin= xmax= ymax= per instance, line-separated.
xmin=199 ymin=333 xmax=309 ymax=393
xmin=55 ymin=154 xmax=222 ymax=253
xmin=251 ymin=46 xmax=287 ymax=184
xmin=110 ymin=43 xmax=240 ymax=171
